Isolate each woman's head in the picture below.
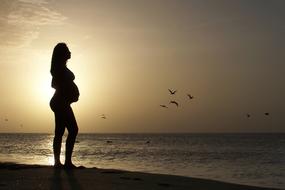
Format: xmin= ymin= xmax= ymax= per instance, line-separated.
xmin=51 ymin=43 xmax=71 ymax=74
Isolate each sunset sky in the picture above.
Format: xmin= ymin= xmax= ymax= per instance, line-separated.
xmin=0 ymin=0 xmax=284 ymax=133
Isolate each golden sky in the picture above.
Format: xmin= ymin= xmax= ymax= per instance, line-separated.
xmin=0 ymin=0 xmax=284 ymax=133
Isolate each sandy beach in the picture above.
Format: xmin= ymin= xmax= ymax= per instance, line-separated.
xmin=0 ymin=163 xmax=282 ymax=190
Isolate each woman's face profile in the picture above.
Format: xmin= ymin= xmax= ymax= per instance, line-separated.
xmin=64 ymin=46 xmax=71 ymax=60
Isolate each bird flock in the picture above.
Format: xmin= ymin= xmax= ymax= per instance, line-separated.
xmin=246 ymin=112 xmax=270 ymax=118
xmin=1 ymin=118 xmax=23 ymax=128
xmin=160 ymin=89 xmax=194 ymax=108
xmin=159 ymin=88 xmax=271 ymax=119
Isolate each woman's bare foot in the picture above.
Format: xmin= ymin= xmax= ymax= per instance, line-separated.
xmin=64 ymin=163 xmax=77 ymax=169
xmin=54 ymin=163 xmax=63 ymax=169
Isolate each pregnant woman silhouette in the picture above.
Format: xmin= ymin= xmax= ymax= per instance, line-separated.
xmin=50 ymin=43 xmax=80 ymax=169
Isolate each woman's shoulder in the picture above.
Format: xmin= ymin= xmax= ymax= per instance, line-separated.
xmin=52 ymin=67 xmax=74 ymax=80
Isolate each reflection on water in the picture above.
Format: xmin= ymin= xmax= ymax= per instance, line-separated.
xmin=0 ymin=134 xmax=65 ymax=166
xmin=0 ymin=133 xmax=285 ymax=189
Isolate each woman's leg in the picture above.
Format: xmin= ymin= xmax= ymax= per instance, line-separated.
xmin=53 ymin=112 xmax=66 ymax=167
xmin=64 ymin=105 xmax=78 ymax=166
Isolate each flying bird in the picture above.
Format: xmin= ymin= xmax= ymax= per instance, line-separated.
xmin=169 ymin=100 xmax=179 ymax=107
xmin=264 ymin=112 xmax=270 ymax=116
xmin=160 ymin=105 xmax=168 ymax=108
xmin=4 ymin=118 xmax=8 ymax=122
xmin=168 ymin=89 xmax=177 ymax=95
xmin=246 ymin=113 xmax=251 ymax=118
xmin=187 ymin=94 xmax=194 ymax=99
xmin=101 ymin=114 xmax=107 ymax=119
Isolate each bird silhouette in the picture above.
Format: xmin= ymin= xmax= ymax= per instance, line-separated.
xmin=246 ymin=113 xmax=251 ymax=118
xmin=169 ymin=100 xmax=179 ymax=107
xmin=4 ymin=118 xmax=8 ymax=122
xmin=160 ymin=105 xmax=168 ymax=108
xmin=187 ymin=94 xmax=194 ymax=99
xmin=264 ymin=112 xmax=270 ymax=116
xmin=168 ymin=89 xmax=177 ymax=95
xmin=101 ymin=114 xmax=107 ymax=119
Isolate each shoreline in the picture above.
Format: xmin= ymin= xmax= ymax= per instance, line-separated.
xmin=0 ymin=162 xmax=282 ymax=190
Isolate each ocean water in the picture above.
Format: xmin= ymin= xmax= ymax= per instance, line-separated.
xmin=0 ymin=133 xmax=284 ymax=189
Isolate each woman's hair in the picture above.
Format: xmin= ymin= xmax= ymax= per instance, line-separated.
xmin=50 ymin=43 xmax=69 ymax=75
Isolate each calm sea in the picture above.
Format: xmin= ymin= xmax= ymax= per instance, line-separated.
xmin=0 ymin=133 xmax=284 ymax=189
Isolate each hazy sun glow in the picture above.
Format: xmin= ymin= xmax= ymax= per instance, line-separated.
xmin=37 ymin=76 xmax=55 ymax=105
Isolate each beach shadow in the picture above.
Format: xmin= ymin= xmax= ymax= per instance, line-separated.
xmin=50 ymin=169 xmax=63 ymax=190
xmin=158 ymin=182 xmax=172 ymax=187
xmin=50 ymin=168 xmax=82 ymax=190
xmin=64 ymin=169 xmax=83 ymax=190
xmin=120 ymin=176 xmax=142 ymax=181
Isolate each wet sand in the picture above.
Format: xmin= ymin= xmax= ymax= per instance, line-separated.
xmin=0 ymin=163 xmax=282 ymax=190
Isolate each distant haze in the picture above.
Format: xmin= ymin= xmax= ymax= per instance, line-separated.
xmin=0 ymin=0 xmax=284 ymax=133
